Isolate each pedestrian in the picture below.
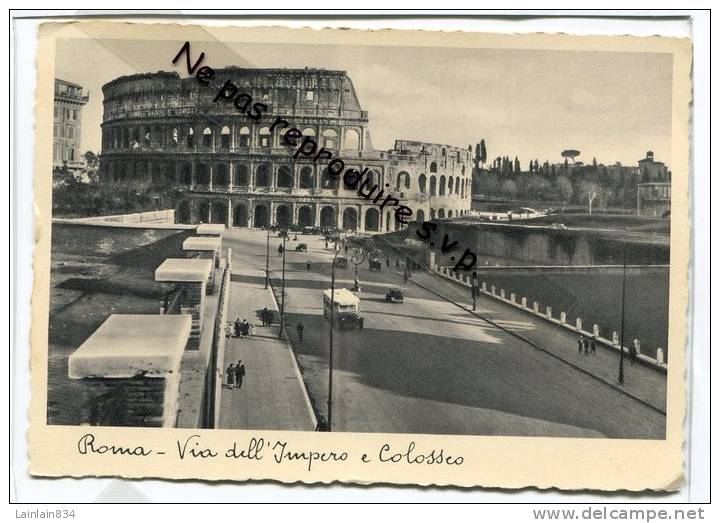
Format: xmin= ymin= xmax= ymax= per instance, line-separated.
xmin=234 ymin=360 xmax=245 ymax=389
xmin=261 ymin=307 xmax=270 ymax=327
xmin=278 ymin=244 xmax=283 ymax=256
xmin=315 ymin=415 xmax=328 ymax=432
xmin=386 ymin=257 xmax=390 ymax=267
xmin=306 ymin=259 xmax=311 ymax=271
xmin=631 ymin=338 xmax=640 ymax=364
xmin=325 ymin=240 xmax=329 ymax=249
xmin=297 ymin=322 xmax=304 ymax=343
xmin=240 ymin=318 xmax=250 ymax=338
xmin=590 ymin=337 xmax=596 ymax=355
xmin=577 ymin=335 xmax=584 ymax=355
xmin=226 ymin=363 xmax=235 ymax=387
xmin=234 ymin=317 xmax=241 ymax=338
xmin=583 ymin=336 xmax=589 ymax=355
xmin=344 ymin=243 xmax=348 ymax=253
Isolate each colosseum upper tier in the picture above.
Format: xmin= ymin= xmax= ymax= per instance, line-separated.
xmin=99 ymin=68 xmax=472 ymax=232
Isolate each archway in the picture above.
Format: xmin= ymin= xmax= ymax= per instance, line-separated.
xmin=430 ymin=176 xmax=437 ymax=196
xmin=320 ymin=206 xmax=336 ymax=228
xmin=277 ymin=166 xmax=293 ymax=188
xmin=300 ymin=166 xmax=314 ymax=189
xmin=321 ymin=168 xmax=339 ymax=189
xmin=396 ymin=171 xmax=410 ymax=190
xmin=214 ymin=164 xmax=228 ymax=186
xmin=298 ymin=206 xmax=313 ymax=227
xmin=220 ymin=126 xmax=231 ymax=148
xmin=234 ymin=164 xmax=249 ymax=186
xmin=198 ymin=202 xmax=210 ymax=223
xmin=418 ymin=174 xmax=427 ymax=193
xmin=276 ymin=205 xmax=291 ymax=228
xmin=438 ymin=208 xmax=445 ymax=219
xmin=196 ymin=163 xmax=210 ymax=186
xmin=447 ymin=210 xmax=453 ymax=218
xmin=364 ymin=208 xmax=380 ymax=232
xmin=344 ymin=129 xmax=360 ymax=151
xmin=416 ymin=209 xmax=425 ymax=223
xmin=253 ymin=205 xmax=269 ymax=228
xmin=439 ymin=176 xmax=446 ymax=196
xmin=232 ymin=204 xmax=248 ymax=227
xmin=342 ymin=208 xmax=358 ymax=231
xmin=255 ymin=164 xmax=271 ymax=187
xmin=448 ymin=177 xmax=454 ymax=194
xmin=177 ymin=201 xmax=191 ymax=224
xmin=211 ymin=202 xmax=227 ymax=225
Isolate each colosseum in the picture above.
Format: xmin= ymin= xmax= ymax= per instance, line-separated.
xmin=99 ymin=68 xmax=472 ymax=232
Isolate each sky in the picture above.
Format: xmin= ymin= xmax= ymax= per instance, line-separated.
xmin=55 ymin=36 xmax=674 ymax=168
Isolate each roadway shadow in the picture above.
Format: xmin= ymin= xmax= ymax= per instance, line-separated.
xmin=283 ymin=310 xmax=665 ymax=440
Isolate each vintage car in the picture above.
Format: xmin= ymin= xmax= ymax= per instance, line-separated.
xmin=334 ymin=256 xmax=348 ymax=269
xmin=385 ymin=287 xmax=405 ymax=303
xmin=295 ymin=243 xmax=308 ymax=252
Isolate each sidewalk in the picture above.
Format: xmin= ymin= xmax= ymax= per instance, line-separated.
xmin=409 ymin=269 xmax=667 ymax=414
xmin=218 ymin=267 xmax=316 ymax=431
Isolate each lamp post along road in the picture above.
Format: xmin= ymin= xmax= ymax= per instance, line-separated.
xmin=264 ymin=227 xmax=270 ymax=289
xmin=618 ymin=237 xmax=628 ymax=385
xmin=278 ymin=234 xmax=286 ymax=339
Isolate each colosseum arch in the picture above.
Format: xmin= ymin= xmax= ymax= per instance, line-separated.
xmin=253 ymin=205 xmax=269 ymax=228
xmin=233 ymin=203 xmax=248 ymax=227
xmin=302 ymin=127 xmax=317 ymax=138
xmin=439 ymin=176 xmax=446 ymax=195
xmin=143 ymin=126 xmax=151 ymax=146
xmin=429 ymin=176 xmax=437 ymax=196
xmin=186 ymin=127 xmax=195 ymax=147
xmin=438 ymin=208 xmax=446 ymax=219
xmin=177 ymin=201 xmax=191 ymax=224
xmin=344 ymin=129 xmax=360 ymax=151
xmin=342 ymin=208 xmax=358 ymax=231
xmin=299 ymin=166 xmax=314 ymax=189
xmin=214 ymin=164 xmax=229 ymax=186
xmin=170 ymin=128 xmax=179 ymax=146
xmin=365 ymin=169 xmax=380 ymax=187
xmin=321 ymin=168 xmax=339 ymax=189
xmin=196 ymin=163 xmax=210 ymax=186
xmin=234 ymin=164 xmax=249 ymax=186
xmin=258 ymin=127 xmax=272 ymax=148
xmin=198 ymin=202 xmax=210 ymax=223
xmin=255 ymin=164 xmax=271 ymax=187
xmin=202 ymin=127 xmax=213 ymax=148
xmin=396 ymin=171 xmax=410 ymax=190
xmin=416 ymin=209 xmax=425 ymax=223
xmin=447 ymin=210 xmax=453 ymax=218
xmin=277 ymin=166 xmax=294 ymax=188
xmin=448 ymin=176 xmax=454 ymax=194
xmin=275 ymin=205 xmax=291 ymax=228
xmin=430 ymin=161 xmax=437 ymax=173
xmin=320 ymin=206 xmax=336 ymax=228
xmin=180 ymin=163 xmax=192 ymax=185
xmin=297 ymin=206 xmax=313 ymax=227
xmin=220 ymin=126 xmax=231 ymax=148
xmin=418 ymin=174 xmax=427 ymax=193
xmin=322 ymin=129 xmax=338 ymax=150
xmin=365 ymin=208 xmax=380 ymax=232
xmin=211 ymin=202 xmax=227 ymax=224
xmin=238 ymin=126 xmax=250 ymax=147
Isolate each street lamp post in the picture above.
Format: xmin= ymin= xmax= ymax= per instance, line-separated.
xmin=264 ymin=226 xmax=270 ymax=289
xmin=327 ymin=240 xmax=342 ymax=432
xmin=278 ymin=234 xmax=286 ymax=339
xmin=618 ymin=237 xmax=628 ymax=385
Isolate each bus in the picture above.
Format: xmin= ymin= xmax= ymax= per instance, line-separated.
xmin=322 ymin=288 xmax=364 ymax=330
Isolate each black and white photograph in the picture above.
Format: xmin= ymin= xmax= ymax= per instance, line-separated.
xmin=25 ymin=19 xmax=693 ymax=490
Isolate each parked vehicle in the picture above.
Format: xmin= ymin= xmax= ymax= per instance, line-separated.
xmin=302 ymin=226 xmax=321 ymax=235
xmin=385 ymin=287 xmax=405 ymax=303
xmin=322 ymin=288 xmax=364 ymax=330
xmin=295 ymin=243 xmax=308 ymax=252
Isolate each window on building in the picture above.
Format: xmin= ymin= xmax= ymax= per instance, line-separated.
xmin=259 ymin=127 xmax=271 ymax=148
xmin=238 ymin=127 xmax=251 ymax=147
xmin=305 ymin=90 xmax=314 ymax=101
xmin=68 ymin=148 xmax=75 ymax=161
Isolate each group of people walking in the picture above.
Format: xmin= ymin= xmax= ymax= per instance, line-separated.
xmin=226 ymin=359 xmax=246 ymax=389
xmin=577 ymin=335 xmax=597 ymax=355
xmin=260 ymin=307 xmax=273 ymax=327
xmin=233 ymin=317 xmax=252 ymax=338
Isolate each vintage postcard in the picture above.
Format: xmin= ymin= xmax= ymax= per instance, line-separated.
xmin=29 ymin=20 xmax=691 ymax=490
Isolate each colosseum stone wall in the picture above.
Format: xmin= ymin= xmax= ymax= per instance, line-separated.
xmin=99 ymin=68 xmax=472 ymax=232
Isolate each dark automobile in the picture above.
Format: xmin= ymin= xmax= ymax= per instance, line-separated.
xmin=295 ymin=243 xmax=308 ymax=252
xmin=278 ymin=230 xmax=289 ymax=238
xmin=303 ymin=226 xmax=321 ymax=235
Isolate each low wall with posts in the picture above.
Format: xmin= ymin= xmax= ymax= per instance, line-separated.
xmin=53 ymin=210 xmax=197 ymax=229
xmin=433 ymin=264 xmax=667 ymax=373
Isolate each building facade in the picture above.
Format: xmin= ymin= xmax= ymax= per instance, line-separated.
xmin=98 ymin=69 xmax=472 ymax=231
xmin=638 ymin=151 xmax=670 ymax=182
xmin=54 ymin=79 xmax=89 ymax=172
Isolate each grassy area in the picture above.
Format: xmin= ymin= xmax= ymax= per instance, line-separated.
xmin=47 ymin=224 xmax=193 ymax=425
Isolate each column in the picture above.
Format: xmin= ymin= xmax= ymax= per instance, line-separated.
xmin=228 ymin=162 xmax=234 ymax=191
xmin=227 ymin=199 xmax=233 ymax=228
xmin=208 ymin=164 xmax=214 ymax=190
xmin=314 ymin=203 xmax=322 ymax=227
xmin=357 ymin=205 xmax=364 ymax=231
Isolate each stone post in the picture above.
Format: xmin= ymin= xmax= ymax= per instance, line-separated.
xmin=613 ymin=331 xmax=619 ymax=345
xmin=656 ymin=348 xmax=665 ymax=364
xmin=576 ymin=318 xmax=583 ymax=331
xmin=546 ymin=306 xmax=552 ymax=318
xmin=482 ymin=282 xmax=487 ymax=292
xmin=491 ymin=285 xmax=496 ymax=295
xmin=510 ymin=292 xmax=516 ymax=303
xmin=67 ymin=314 xmax=191 ymax=427
xmin=533 ymin=301 xmax=539 ymax=313
xmin=593 ymin=324 xmax=600 ymax=337
xmin=500 ymin=289 xmax=505 ymax=299
xmin=521 ymin=297 xmax=527 ymax=307
xmin=155 ymin=258 xmax=212 ymax=350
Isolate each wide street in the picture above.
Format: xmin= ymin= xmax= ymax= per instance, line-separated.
xmin=222 ymin=228 xmax=666 ymax=438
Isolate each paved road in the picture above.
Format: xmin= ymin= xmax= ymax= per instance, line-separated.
xmin=222 ymin=228 xmax=666 ymax=439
